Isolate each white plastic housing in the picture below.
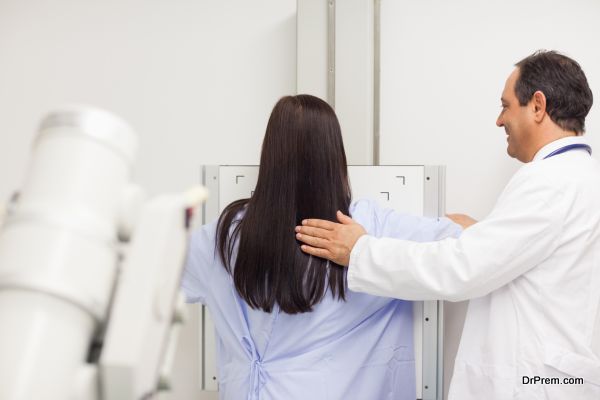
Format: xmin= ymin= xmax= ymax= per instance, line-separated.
xmin=0 ymin=106 xmax=137 ymax=400
xmin=100 ymin=187 xmax=208 ymax=399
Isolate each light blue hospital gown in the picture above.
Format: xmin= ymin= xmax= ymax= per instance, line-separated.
xmin=181 ymin=198 xmax=461 ymax=400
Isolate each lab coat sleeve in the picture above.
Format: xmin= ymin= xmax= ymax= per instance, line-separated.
xmin=180 ymin=221 xmax=218 ymax=304
xmin=347 ymin=170 xmax=566 ymax=302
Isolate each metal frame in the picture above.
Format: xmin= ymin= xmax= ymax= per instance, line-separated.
xmin=373 ymin=0 xmax=381 ymax=165
xmin=423 ymin=165 xmax=446 ymax=400
xmin=199 ymin=165 xmax=220 ymax=391
xmin=327 ymin=0 xmax=336 ymax=107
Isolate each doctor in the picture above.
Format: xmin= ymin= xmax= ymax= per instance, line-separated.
xmin=295 ymin=50 xmax=600 ymax=399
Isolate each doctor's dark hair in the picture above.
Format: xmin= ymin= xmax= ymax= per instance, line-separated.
xmin=514 ymin=50 xmax=593 ymax=134
xmin=216 ymin=95 xmax=351 ymax=314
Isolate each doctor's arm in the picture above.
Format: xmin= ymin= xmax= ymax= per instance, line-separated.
xmin=297 ymin=176 xmax=565 ymax=301
xmin=296 ymin=206 xmax=463 ymax=266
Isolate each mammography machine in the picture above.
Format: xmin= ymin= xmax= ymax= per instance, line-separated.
xmin=0 ymin=107 xmax=207 ymax=400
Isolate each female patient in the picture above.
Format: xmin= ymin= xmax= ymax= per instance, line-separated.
xmin=182 ymin=94 xmax=460 ymax=400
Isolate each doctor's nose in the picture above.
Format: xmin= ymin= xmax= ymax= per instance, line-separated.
xmin=496 ymin=115 xmax=504 ymax=127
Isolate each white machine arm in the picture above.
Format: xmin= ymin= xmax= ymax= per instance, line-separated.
xmin=98 ymin=188 xmax=207 ymax=400
xmin=0 ymin=106 xmax=207 ymax=400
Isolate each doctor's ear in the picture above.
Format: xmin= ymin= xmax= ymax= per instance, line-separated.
xmin=531 ymin=90 xmax=547 ymax=122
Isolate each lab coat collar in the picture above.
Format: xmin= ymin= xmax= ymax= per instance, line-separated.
xmin=531 ymin=135 xmax=590 ymax=162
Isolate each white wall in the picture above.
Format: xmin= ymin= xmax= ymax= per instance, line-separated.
xmin=0 ymin=1 xmax=296 ymax=399
xmin=0 ymin=0 xmax=296 ymax=200
xmin=380 ymin=0 xmax=600 ymax=220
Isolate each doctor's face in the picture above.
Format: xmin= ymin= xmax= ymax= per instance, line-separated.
xmin=496 ymin=68 xmax=535 ymax=162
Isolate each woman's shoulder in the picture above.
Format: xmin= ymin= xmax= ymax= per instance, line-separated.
xmin=190 ymin=207 xmax=245 ymax=243
xmin=349 ymin=198 xmax=404 ymax=235
xmin=350 ymin=198 xmax=461 ymax=241
xmin=349 ymin=198 xmax=380 ymax=223
xmin=190 ymin=219 xmax=218 ymax=244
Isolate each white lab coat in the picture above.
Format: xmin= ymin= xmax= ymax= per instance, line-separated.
xmin=347 ymin=136 xmax=600 ymax=399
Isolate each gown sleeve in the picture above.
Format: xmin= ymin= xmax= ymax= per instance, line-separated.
xmin=180 ymin=220 xmax=219 ymax=304
xmin=350 ymin=198 xmax=462 ymax=241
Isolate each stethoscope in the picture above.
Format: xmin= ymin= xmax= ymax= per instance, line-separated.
xmin=543 ymin=143 xmax=592 ymax=159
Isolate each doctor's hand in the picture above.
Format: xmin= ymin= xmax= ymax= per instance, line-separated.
xmin=295 ymin=211 xmax=367 ymax=267
xmin=446 ymin=213 xmax=478 ymax=229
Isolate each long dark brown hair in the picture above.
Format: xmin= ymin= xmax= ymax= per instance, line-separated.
xmin=216 ymin=94 xmax=351 ymax=314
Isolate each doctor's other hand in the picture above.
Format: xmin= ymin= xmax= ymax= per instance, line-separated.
xmin=295 ymin=211 xmax=367 ymax=267
xmin=446 ymin=213 xmax=478 ymax=229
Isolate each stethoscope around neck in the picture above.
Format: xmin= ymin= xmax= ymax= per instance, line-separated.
xmin=543 ymin=143 xmax=592 ymax=159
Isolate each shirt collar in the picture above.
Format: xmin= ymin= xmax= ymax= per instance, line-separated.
xmin=531 ymin=135 xmax=590 ymax=162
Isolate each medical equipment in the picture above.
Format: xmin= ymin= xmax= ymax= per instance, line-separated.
xmin=0 ymin=107 xmax=207 ymax=400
